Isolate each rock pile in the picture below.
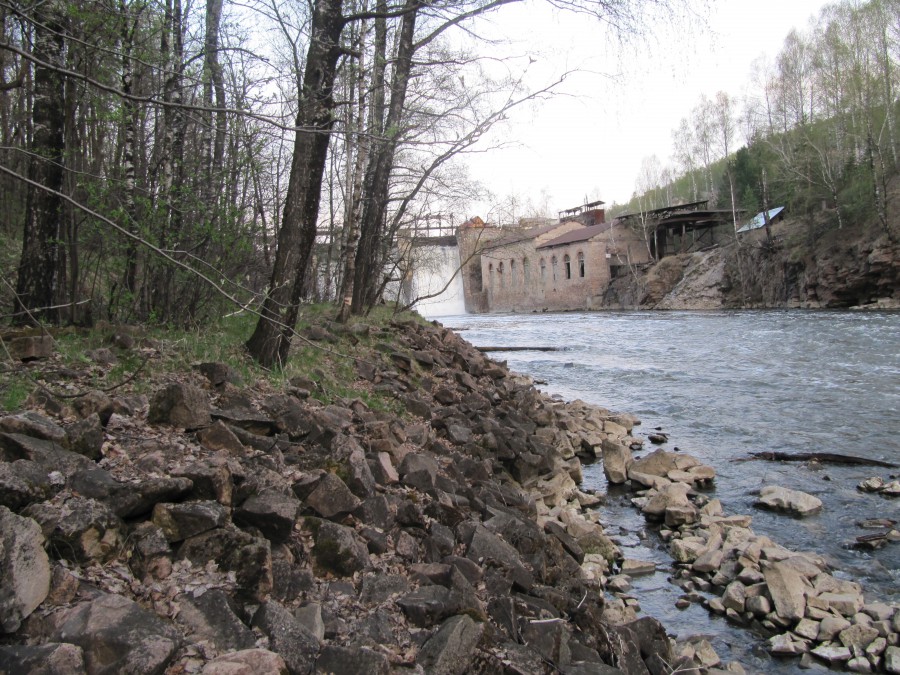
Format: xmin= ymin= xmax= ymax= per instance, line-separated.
xmin=605 ymin=443 xmax=900 ymax=672
xmin=0 ymin=319 xmax=736 ymax=674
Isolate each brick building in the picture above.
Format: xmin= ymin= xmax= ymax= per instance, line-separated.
xmin=457 ymin=204 xmax=652 ymax=313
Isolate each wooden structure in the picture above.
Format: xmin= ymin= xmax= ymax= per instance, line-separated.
xmin=617 ymin=201 xmax=742 ymax=260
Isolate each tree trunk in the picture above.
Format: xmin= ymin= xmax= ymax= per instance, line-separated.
xmin=13 ymin=2 xmax=66 ymax=325
xmin=246 ymin=0 xmax=346 ymax=368
xmin=350 ymin=0 xmax=419 ymax=314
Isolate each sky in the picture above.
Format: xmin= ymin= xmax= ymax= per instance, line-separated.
xmin=461 ymin=0 xmax=833 ymax=219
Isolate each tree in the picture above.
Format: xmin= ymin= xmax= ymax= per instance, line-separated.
xmin=13 ymin=0 xmax=67 ymax=325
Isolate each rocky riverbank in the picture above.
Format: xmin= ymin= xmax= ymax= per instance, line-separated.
xmin=2 ymin=317 xmax=897 ymax=674
xmin=1 ymin=317 xmax=749 ymax=675
xmin=598 ymin=441 xmax=900 ymax=673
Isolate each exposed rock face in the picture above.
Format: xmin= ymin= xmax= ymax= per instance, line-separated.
xmin=604 ymin=221 xmax=900 ymax=310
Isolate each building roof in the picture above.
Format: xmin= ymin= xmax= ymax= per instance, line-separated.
xmin=482 ymin=221 xmax=573 ymax=251
xmin=736 ymin=207 xmax=785 ymax=233
xmin=537 ymin=222 xmax=612 ymax=249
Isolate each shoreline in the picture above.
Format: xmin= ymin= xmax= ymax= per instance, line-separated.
xmin=0 ymin=316 xmax=896 ymax=673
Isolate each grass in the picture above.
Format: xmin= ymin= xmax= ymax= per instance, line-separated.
xmin=0 ymin=302 xmax=421 ymax=414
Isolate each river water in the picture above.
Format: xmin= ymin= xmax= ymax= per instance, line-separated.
xmin=443 ymin=310 xmax=900 ymax=671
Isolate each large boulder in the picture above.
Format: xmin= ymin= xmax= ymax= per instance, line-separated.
xmin=234 ymin=490 xmax=300 ymax=543
xmin=0 ymin=506 xmax=51 ymax=633
xmin=756 ymin=485 xmax=823 ymax=516
xmin=763 ymin=561 xmax=807 ymax=622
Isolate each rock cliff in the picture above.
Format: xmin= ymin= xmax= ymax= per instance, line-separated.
xmin=604 ymin=221 xmax=900 ymax=311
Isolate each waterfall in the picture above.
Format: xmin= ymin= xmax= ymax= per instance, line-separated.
xmin=407 ymin=245 xmax=467 ymax=318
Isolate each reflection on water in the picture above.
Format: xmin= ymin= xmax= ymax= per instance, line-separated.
xmin=446 ymin=310 xmax=900 ymax=671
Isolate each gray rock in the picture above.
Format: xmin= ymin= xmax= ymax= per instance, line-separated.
xmin=314 ymin=645 xmax=389 ymax=675
xmin=196 ymin=419 xmax=245 ymax=456
xmin=764 ymin=561 xmax=807 ymax=622
xmin=312 ymin=521 xmax=370 ymax=576
xmin=305 ymin=473 xmax=360 ymax=519
xmin=601 ymin=439 xmax=632 ymax=484
xmin=397 ymin=585 xmax=455 ymax=627
xmin=178 ymin=526 xmax=272 ymax=603
xmin=399 ymin=452 xmax=441 ymax=491
xmin=176 ymin=589 xmax=256 ymax=652
xmin=810 ymin=643 xmax=852 ymax=664
xmin=152 ymin=500 xmax=229 ymax=542
xmin=66 ymin=414 xmax=104 ymax=460
xmin=25 ymin=496 xmax=124 ymax=564
xmin=8 ymin=335 xmax=53 ymax=360
xmin=0 ymin=643 xmax=85 ymax=675
xmin=722 ymin=581 xmax=747 ymax=613
xmin=201 ymin=649 xmax=287 ymax=674
xmin=885 ymin=646 xmax=900 ymax=674
xmin=234 ymin=490 xmax=300 ymax=543
xmin=252 ymin=600 xmax=320 ymax=675
xmin=0 ymin=506 xmax=51 ymax=633
xmin=466 ymin=524 xmax=533 ymax=590
xmin=0 ymin=433 xmax=94 ymax=478
xmin=45 ymin=593 xmax=180 ymax=675
xmin=839 ymin=623 xmax=879 ymax=652
xmin=0 ymin=459 xmax=55 ymax=510
xmin=0 ymin=411 xmax=67 ymax=444
xmin=343 ymin=447 xmax=376 ymax=498
xmin=359 ymin=573 xmax=410 ymax=605
xmin=174 ymin=458 xmax=234 ymax=505
xmin=294 ymin=603 xmax=325 ymax=641
xmin=757 ymin=486 xmax=823 ymax=517
xmin=417 ymin=614 xmax=485 ymax=675
xmin=148 ymin=382 xmax=211 ymax=429
xmin=108 ymin=476 xmax=194 ymax=519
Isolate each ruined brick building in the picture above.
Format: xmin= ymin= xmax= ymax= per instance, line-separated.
xmin=457 ymin=202 xmax=653 ymax=313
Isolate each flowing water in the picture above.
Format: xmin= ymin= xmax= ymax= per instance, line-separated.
xmin=443 ymin=310 xmax=900 ymax=671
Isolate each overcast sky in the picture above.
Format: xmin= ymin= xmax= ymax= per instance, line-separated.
xmin=460 ymin=0 xmax=833 ymax=219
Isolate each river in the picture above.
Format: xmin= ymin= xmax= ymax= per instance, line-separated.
xmin=442 ymin=310 xmax=900 ymax=671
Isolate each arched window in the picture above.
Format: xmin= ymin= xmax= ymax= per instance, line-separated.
xmin=488 ymin=263 xmax=493 ymax=291
xmin=540 ymin=258 xmax=546 ymax=282
xmin=498 ymin=262 xmax=505 ymax=289
xmin=564 ymin=254 xmax=572 ymax=280
xmin=551 ymin=256 xmax=558 ymax=281
xmin=510 ymin=260 xmax=516 ymax=286
xmin=578 ymin=251 xmax=585 ymax=278
xmin=523 ymin=258 xmax=531 ymax=284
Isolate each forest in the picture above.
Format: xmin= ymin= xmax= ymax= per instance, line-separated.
xmin=1 ymin=0 xmax=898 ymax=367
xmin=613 ymin=0 xmax=900 ymax=249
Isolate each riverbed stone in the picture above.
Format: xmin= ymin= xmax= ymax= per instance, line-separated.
xmin=811 ymin=643 xmax=852 ymax=665
xmin=885 ymin=646 xmax=900 ymax=673
xmin=819 ymin=591 xmax=865 ymax=617
xmin=757 ymin=485 xmax=823 ymax=516
xmin=764 ymin=561 xmax=807 ymax=622
xmin=840 ymin=623 xmax=880 ymax=652
xmin=601 ymin=439 xmax=631 ymax=484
